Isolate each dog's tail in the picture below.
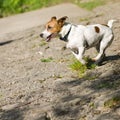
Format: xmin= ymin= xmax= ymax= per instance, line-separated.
xmin=107 ymin=19 xmax=117 ymax=28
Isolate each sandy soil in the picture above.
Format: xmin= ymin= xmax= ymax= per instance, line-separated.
xmin=0 ymin=1 xmax=120 ymax=120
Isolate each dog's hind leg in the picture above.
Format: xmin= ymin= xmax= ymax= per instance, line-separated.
xmin=95 ymin=43 xmax=100 ymax=53
xmin=93 ymin=34 xmax=113 ymax=64
xmin=94 ymin=43 xmax=106 ymax=62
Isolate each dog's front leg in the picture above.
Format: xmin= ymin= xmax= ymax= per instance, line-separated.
xmin=72 ymin=47 xmax=86 ymax=65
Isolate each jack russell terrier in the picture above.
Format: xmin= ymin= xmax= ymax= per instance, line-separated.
xmin=40 ymin=16 xmax=116 ymax=65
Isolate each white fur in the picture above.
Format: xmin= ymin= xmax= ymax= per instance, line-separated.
xmin=41 ymin=20 xmax=116 ymax=64
xmin=107 ymin=19 xmax=117 ymax=28
xmin=42 ymin=29 xmax=51 ymax=38
xmin=59 ymin=20 xmax=116 ymax=64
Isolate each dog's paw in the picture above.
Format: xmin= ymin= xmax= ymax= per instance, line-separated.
xmin=80 ymin=60 xmax=87 ymax=65
xmin=91 ymin=58 xmax=97 ymax=62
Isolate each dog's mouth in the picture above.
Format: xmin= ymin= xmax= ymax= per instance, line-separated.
xmin=46 ymin=34 xmax=52 ymax=42
xmin=46 ymin=33 xmax=57 ymax=42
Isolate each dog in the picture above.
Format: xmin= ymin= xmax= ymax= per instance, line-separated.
xmin=40 ymin=16 xmax=116 ymax=64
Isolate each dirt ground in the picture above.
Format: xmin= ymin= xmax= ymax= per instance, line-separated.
xmin=0 ymin=1 xmax=120 ymax=120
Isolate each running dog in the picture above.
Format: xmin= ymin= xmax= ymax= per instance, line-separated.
xmin=40 ymin=16 xmax=116 ymax=64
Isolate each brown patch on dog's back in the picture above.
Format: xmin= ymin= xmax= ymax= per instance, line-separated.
xmin=94 ymin=26 xmax=100 ymax=33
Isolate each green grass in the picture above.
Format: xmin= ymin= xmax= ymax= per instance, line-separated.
xmin=98 ymin=82 xmax=112 ymax=89
xmin=0 ymin=0 xmax=107 ymax=17
xmin=79 ymin=17 xmax=90 ymax=22
xmin=104 ymin=95 xmax=120 ymax=108
xmin=84 ymin=74 xmax=99 ymax=81
xmin=41 ymin=57 xmax=53 ymax=62
xmin=69 ymin=57 xmax=96 ymax=77
xmin=0 ymin=94 xmax=2 ymax=98
xmin=77 ymin=0 xmax=105 ymax=11
xmin=79 ymin=13 xmax=104 ymax=22
xmin=39 ymin=40 xmax=48 ymax=46
xmin=0 ymin=0 xmax=66 ymax=17
xmin=70 ymin=59 xmax=87 ymax=77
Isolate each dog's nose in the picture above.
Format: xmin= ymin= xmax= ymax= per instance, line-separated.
xmin=40 ymin=33 xmax=43 ymax=38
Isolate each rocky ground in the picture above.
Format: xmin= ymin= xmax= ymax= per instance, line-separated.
xmin=0 ymin=1 xmax=120 ymax=120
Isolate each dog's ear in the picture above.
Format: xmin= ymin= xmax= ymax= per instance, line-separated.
xmin=51 ymin=16 xmax=57 ymax=21
xmin=58 ymin=16 xmax=68 ymax=25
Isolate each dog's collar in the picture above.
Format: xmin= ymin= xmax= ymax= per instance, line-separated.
xmin=59 ymin=25 xmax=72 ymax=42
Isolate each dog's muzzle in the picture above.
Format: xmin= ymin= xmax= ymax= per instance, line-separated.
xmin=40 ymin=33 xmax=53 ymax=42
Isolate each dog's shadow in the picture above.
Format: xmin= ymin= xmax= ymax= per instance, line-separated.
xmin=94 ymin=54 xmax=120 ymax=66
xmin=0 ymin=37 xmax=23 ymax=46
xmin=102 ymin=54 xmax=120 ymax=65
xmin=0 ymin=40 xmax=13 ymax=46
xmin=105 ymin=54 xmax=120 ymax=61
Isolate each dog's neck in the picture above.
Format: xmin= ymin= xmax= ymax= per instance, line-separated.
xmin=59 ymin=23 xmax=72 ymax=42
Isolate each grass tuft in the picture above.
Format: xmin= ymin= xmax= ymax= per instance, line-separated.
xmin=39 ymin=40 xmax=48 ymax=46
xmin=70 ymin=59 xmax=87 ymax=77
xmin=41 ymin=57 xmax=53 ymax=62
xmin=79 ymin=17 xmax=90 ymax=22
xmin=77 ymin=0 xmax=105 ymax=11
xmin=104 ymin=95 xmax=120 ymax=108
xmin=85 ymin=57 xmax=96 ymax=69
xmin=69 ymin=57 xmax=96 ymax=77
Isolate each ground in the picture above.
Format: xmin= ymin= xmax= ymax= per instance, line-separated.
xmin=0 ymin=1 xmax=120 ymax=120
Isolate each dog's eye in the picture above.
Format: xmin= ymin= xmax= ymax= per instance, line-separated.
xmin=47 ymin=26 xmax=52 ymax=30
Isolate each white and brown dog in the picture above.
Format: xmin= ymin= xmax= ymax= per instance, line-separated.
xmin=40 ymin=16 xmax=116 ymax=64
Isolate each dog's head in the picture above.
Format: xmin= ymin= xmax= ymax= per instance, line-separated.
xmin=40 ymin=16 xmax=68 ymax=42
